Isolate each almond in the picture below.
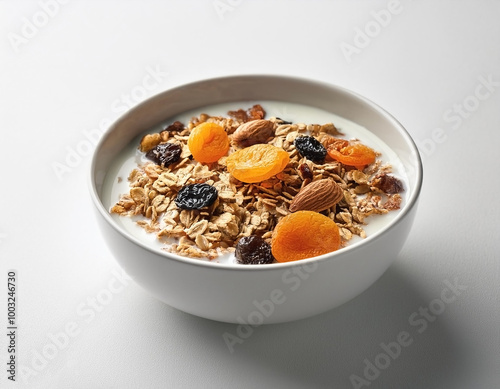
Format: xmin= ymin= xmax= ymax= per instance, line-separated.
xmin=232 ymin=119 xmax=275 ymax=147
xmin=289 ymin=179 xmax=343 ymax=213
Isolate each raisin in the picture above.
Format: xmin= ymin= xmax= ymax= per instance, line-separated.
xmin=275 ymin=117 xmax=293 ymax=125
xmin=164 ymin=121 xmax=185 ymax=132
xmin=175 ymin=183 xmax=218 ymax=210
xmin=371 ymin=174 xmax=404 ymax=194
xmin=145 ymin=143 xmax=181 ymax=167
xmin=235 ymin=235 xmax=275 ymax=265
xmin=294 ymin=136 xmax=327 ymax=163
xmin=298 ymin=163 xmax=313 ymax=180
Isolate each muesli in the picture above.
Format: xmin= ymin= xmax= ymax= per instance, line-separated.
xmin=110 ymin=104 xmax=403 ymax=264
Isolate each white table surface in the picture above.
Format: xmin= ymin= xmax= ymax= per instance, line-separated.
xmin=1 ymin=1 xmax=499 ymax=388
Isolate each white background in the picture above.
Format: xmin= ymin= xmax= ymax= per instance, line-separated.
xmin=1 ymin=1 xmax=499 ymax=388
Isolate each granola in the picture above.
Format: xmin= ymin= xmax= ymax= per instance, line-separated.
xmin=111 ymin=104 xmax=404 ymax=261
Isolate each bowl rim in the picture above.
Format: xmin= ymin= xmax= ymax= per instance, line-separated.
xmin=89 ymin=74 xmax=423 ymax=271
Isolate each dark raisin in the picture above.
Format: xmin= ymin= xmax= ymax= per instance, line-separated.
xmin=298 ymin=163 xmax=313 ymax=180
xmin=175 ymin=183 xmax=218 ymax=210
xmin=275 ymin=117 xmax=293 ymax=125
xmin=164 ymin=121 xmax=185 ymax=132
xmin=145 ymin=143 xmax=182 ymax=167
xmin=371 ymin=173 xmax=404 ymax=194
xmin=235 ymin=235 xmax=275 ymax=265
xmin=294 ymin=136 xmax=327 ymax=163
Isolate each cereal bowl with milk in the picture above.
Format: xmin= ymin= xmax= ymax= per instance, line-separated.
xmin=89 ymin=75 xmax=422 ymax=323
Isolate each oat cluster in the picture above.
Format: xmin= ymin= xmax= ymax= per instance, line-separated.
xmin=111 ymin=106 xmax=402 ymax=261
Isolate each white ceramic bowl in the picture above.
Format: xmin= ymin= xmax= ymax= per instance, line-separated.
xmin=89 ymin=75 xmax=423 ymax=324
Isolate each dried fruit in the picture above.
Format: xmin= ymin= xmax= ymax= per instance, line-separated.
xmin=322 ymin=137 xmax=348 ymax=150
xmin=226 ymin=144 xmax=290 ymax=183
xmin=271 ymin=211 xmax=340 ymax=262
xmin=175 ymin=183 xmax=218 ymax=210
xmin=275 ymin=117 xmax=292 ymax=125
xmin=371 ymin=173 xmax=404 ymax=194
xmin=188 ymin=122 xmax=229 ymax=163
xmin=228 ymin=104 xmax=266 ymax=122
xmin=235 ymin=235 xmax=275 ymax=265
xmin=164 ymin=121 xmax=185 ymax=132
xmin=145 ymin=143 xmax=182 ymax=167
xmin=247 ymin=104 xmax=266 ymax=121
xmin=298 ymin=163 xmax=313 ymax=180
xmin=289 ymin=179 xmax=343 ymax=213
xmin=327 ymin=141 xmax=376 ymax=170
xmin=294 ymin=136 xmax=327 ymax=163
xmin=232 ymin=119 xmax=275 ymax=147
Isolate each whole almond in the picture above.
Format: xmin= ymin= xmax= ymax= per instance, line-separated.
xmin=289 ymin=179 xmax=343 ymax=213
xmin=232 ymin=119 xmax=275 ymax=147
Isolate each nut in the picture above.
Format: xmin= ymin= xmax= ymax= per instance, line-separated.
xmin=289 ymin=179 xmax=343 ymax=213
xmin=232 ymin=119 xmax=275 ymax=147
xmin=139 ymin=133 xmax=161 ymax=152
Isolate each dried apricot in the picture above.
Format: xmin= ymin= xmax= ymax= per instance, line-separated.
xmin=327 ymin=142 xmax=376 ymax=170
xmin=226 ymin=144 xmax=289 ymax=183
xmin=188 ymin=122 xmax=229 ymax=163
xmin=271 ymin=211 xmax=340 ymax=262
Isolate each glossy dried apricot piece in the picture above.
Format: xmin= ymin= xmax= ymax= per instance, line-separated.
xmin=271 ymin=211 xmax=340 ymax=262
xmin=327 ymin=142 xmax=376 ymax=170
xmin=188 ymin=122 xmax=229 ymax=163
xmin=226 ymin=144 xmax=289 ymax=183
